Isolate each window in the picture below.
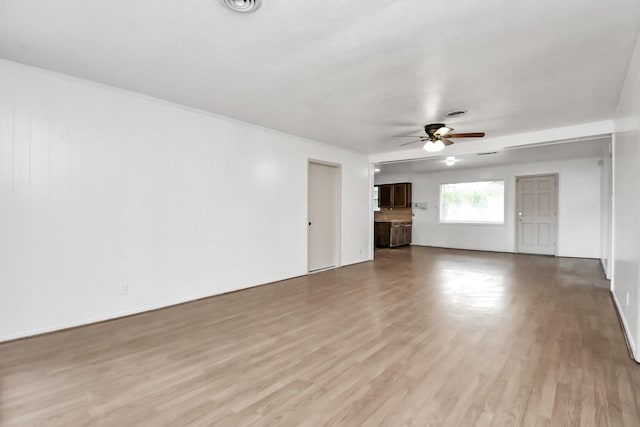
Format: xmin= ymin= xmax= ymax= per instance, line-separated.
xmin=373 ymin=186 xmax=380 ymax=211
xmin=439 ymin=180 xmax=504 ymax=223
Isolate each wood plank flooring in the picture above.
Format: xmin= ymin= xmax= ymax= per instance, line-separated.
xmin=1 ymin=246 xmax=639 ymax=426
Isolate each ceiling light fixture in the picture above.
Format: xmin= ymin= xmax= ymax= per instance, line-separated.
xmin=220 ymin=0 xmax=262 ymax=13
xmin=374 ymin=168 xmax=381 ymax=173
xmin=445 ymin=156 xmax=456 ymax=166
xmin=423 ymin=140 xmax=445 ymax=152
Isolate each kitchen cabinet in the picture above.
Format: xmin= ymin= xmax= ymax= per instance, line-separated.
xmin=377 ymin=183 xmax=411 ymax=208
xmin=378 ymin=185 xmax=392 ymax=208
xmin=375 ymin=222 xmax=412 ymax=248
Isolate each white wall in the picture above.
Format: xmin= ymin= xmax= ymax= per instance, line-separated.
xmin=376 ymin=157 xmax=603 ymax=258
xmin=0 ymin=60 xmax=372 ymax=342
xmin=612 ymin=31 xmax=640 ymax=361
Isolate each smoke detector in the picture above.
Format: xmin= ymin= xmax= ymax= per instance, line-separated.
xmin=445 ymin=109 xmax=467 ymax=118
xmin=220 ymin=0 xmax=262 ymax=13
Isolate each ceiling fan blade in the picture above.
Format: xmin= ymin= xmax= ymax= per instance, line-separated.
xmin=435 ymin=127 xmax=453 ymax=136
xmin=446 ymin=132 xmax=485 ymax=138
xmin=442 ymin=138 xmax=454 ymax=146
xmin=399 ymin=138 xmax=428 ymax=146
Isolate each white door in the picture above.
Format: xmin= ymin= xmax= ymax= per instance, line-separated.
xmin=516 ymin=175 xmax=557 ymax=255
xmin=308 ymin=162 xmax=340 ymax=272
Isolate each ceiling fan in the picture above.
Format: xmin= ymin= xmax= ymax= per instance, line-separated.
xmin=396 ymin=123 xmax=485 ymax=152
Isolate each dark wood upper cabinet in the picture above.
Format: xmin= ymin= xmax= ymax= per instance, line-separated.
xmin=378 ymin=185 xmax=392 ymax=208
xmin=395 ymin=183 xmax=412 ymax=207
xmin=393 ymin=184 xmax=407 ymax=207
xmin=377 ymin=183 xmax=411 ymax=208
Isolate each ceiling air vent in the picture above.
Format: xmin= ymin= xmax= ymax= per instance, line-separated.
xmin=477 ymin=151 xmax=497 ymax=156
xmin=220 ymin=0 xmax=262 ymax=13
xmin=445 ymin=109 xmax=467 ymax=118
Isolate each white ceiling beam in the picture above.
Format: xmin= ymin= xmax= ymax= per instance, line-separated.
xmin=370 ymin=120 xmax=614 ymax=164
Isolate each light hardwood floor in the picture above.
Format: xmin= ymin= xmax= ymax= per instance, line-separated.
xmin=1 ymin=246 xmax=639 ymax=426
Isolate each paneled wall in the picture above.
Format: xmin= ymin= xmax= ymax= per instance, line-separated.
xmin=612 ymin=31 xmax=640 ymax=361
xmin=0 ymin=60 xmax=372 ymax=341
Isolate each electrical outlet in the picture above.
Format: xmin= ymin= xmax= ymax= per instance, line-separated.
xmin=120 ymin=281 xmax=129 ymax=295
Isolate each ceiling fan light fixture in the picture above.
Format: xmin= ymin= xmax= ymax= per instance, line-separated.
xmin=423 ymin=140 xmax=445 ymax=152
xmin=435 ymin=127 xmax=453 ymax=136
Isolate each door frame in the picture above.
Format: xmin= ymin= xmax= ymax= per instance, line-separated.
xmin=369 ymin=163 xmax=376 ymax=261
xmin=514 ymin=173 xmax=559 ymax=256
xmin=307 ymin=159 xmax=342 ymax=273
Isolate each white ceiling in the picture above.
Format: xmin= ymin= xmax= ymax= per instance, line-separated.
xmin=0 ymin=1 xmax=638 ymax=154
xmin=375 ymin=137 xmax=610 ymax=175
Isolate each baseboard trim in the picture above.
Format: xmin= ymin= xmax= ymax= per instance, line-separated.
xmin=600 ymin=258 xmax=612 ymax=280
xmin=410 ymin=244 xmax=600 ymax=260
xmin=409 ymin=244 xmax=514 ymax=255
xmin=610 ymin=290 xmax=639 ymax=363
